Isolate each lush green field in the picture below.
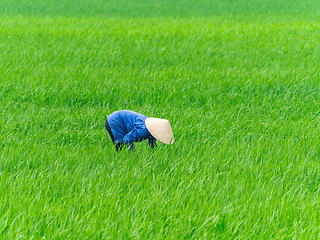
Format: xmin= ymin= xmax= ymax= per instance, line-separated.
xmin=2 ymin=0 xmax=320 ymax=239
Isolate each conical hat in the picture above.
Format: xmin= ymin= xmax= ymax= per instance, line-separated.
xmin=145 ymin=118 xmax=174 ymax=144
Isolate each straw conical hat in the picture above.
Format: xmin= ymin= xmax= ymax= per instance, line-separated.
xmin=145 ymin=118 xmax=174 ymax=144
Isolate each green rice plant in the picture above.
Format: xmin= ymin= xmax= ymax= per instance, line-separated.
xmin=1 ymin=0 xmax=320 ymax=239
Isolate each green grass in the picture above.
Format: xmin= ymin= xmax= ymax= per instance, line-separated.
xmin=2 ymin=0 xmax=320 ymax=239
xmin=1 ymin=0 xmax=320 ymax=18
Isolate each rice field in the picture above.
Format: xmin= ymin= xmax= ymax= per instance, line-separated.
xmin=2 ymin=0 xmax=320 ymax=239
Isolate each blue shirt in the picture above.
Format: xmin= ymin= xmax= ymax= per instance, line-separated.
xmin=107 ymin=110 xmax=156 ymax=150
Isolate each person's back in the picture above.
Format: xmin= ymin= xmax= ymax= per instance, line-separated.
xmin=110 ymin=110 xmax=147 ymax=134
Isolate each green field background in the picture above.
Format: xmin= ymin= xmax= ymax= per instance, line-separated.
xmin=1 ymin=0 xmax=320 ymax=239
xmin=1 ymin=0 xmax=320 ymax=17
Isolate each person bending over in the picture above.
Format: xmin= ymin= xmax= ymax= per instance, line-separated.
xmin=105 ymin=110 xmax=174 ymax=151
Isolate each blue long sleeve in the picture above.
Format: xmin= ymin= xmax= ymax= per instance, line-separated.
xmin=122 ymin=128 xmax=138 ymax=150
xmin=148 ymin=138 xmax=157 ymax=149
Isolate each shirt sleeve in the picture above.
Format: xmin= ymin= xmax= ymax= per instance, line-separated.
xmin=122 ymin=129 xmax=139 ymax=150
xmin=148 ymin=138 xmax=157 ymax=149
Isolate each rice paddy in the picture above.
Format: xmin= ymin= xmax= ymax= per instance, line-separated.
xmin=1 ymin=0 xmax=320 ymax=238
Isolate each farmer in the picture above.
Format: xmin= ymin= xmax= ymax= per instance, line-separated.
xmin=105 ymin=110 xmax=174 ymax=151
